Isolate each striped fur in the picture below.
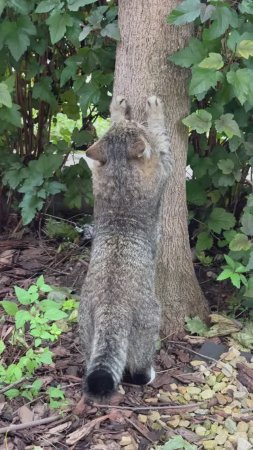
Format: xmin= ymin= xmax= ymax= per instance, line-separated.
xmin=79 ymin=96 xmax=172 ymax=398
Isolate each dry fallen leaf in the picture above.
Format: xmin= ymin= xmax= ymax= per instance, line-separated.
xmin=18 ymin=405 xmax=34 ymax=424
xmin=66 ymin=414 xmax=111 ymax=445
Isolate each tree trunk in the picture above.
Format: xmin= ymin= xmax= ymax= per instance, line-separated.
xmin=113 ymin=0 xmax=209 ymax=335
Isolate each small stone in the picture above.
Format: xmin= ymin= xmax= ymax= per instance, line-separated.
xmin=224 ymin=442 xmax=234 ymax=449
xmin=120 ymin=435 xmax=132 ymax=446
xmin=170 ymin=383 xmax=178 ymax=391
xmin=167 ymin=416 xmax=180 ymax=428
xmin=195 ymin=425 xmax=207 ymax=437
xmin=213 ymin=381 xmax=227 ymax=392
xmin=221 ymin=363 xmax=234 ymax=378
xmin=201 ymin=389 xmax=214 ymax=400
xmin=215 ymin=429 xmax=228 ymax=445
xmin=211 ymin=423 xmax=219 ymax=434
xmin=216 ymin=393 xmax=228 ymax=405
xmin=191 ymin=360 xmax=204 ymax=367
xmin=183 ymin=393 xmax=191 ymax=401
xmin=179 ymin=420 xmax=190 ymax=427
xmin=207 ymin=375 xmax=217 ymax=387
xmin=224 ymin=406 xmax=233 ymax=414
xmin=187 ymin=387 xmax=201 ymax=395
xmin=148 ymin=411 xmax=160 ymax=422
xmin=237 ymin=422 xmax=249 ymax=433
xmin=202 ymin=440 xmax=216 ymax=449
xmin=144 ymin=397 xmax=158 ymax=404
xmin=138 ymin=414 xmax=147 ymax=424
xmin=225 ymin=417 xmax=237 ymax=434
xmin=234 ymin=390 xmax=248 ymax=400
xmin=237 ymin=437 xmax=252 ymax=450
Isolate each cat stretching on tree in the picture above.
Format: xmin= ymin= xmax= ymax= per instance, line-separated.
xmin=79 ymin=95 xmax=172 ymax=398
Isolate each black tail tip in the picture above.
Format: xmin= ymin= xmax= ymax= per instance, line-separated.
xmin=86 ymin=369 xmax=115 ymax=397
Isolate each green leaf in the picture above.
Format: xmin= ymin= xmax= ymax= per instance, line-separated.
xmin=20 ymin=193 xmax=44 ymax=225
xmin=5 ymin=388 xmax=20 ymax=399
xmin=0 ymin=104 xmax=22 ymax=127
xmin=15 ymin=310 xmax=31 ymax=328
xmin=185 ymin=316 xmax=209 ymax=336
xmin=3 ymin=20 xmax=31 ymax=61
xmin=79 ymin=82 xmax=100 ymax=115
xmin=229 ymin=234 xmax=252 ymax=252
xmin=67 ymin=0 xmax=97 ymax=11
xmin=217 ymin=268 xmax=233 ymax=281
xmin=0 ymin=82 xmax=12 ymax=108
xmin=227 ymin=69 xmax=253 ymax=105
xmin=208 ymin=208 xmax=236 ymax=234
xmin=169 ymin=37 xmax=207 ymax=68
xmin=224 ymin=254 xmax=236 ymax=270
xmin=236 ymin=40 xmax=253 ymax=59
xmin=186 ymin=180 xmax=207 ymax=206
xmin=183 ymin=110 xmax=212 ymax=134
xmin=79 ymin=25 xmax=92 ymax=42
xmin=215 ymin=114 xmax=241 ymax=138
xmin=244 ymin=277 xmax=253 ymax=298
xmin=47 ymin=386 xmax=65 ymax=399
xmin=246 ymin=251 xmax=253 ymax=271
xmin=101 ymin=22 xmax=120 ymax=41
xmin=167 ymin=0 xmax=202 ymax=25
xmin=14 ymin=286 xmax=32 ymax=305
xmin=157 ymin=435 xmax=197 ymax=449
xmin=0 ymin=340 xmax=6 ymax=355
xmin=1 ymin=301 xmax=18 ymax=316
xmin=189 ymin=67 xmax=222 ymax=96
xmin=230 ymin=273 xmax=241 ymax=289
xmin=44 ymin=309 xmax=68 ymax=320
xmin=196 ymin=231 xmax=213 ymax=252
xmin=8 ymin=0 xmax=31 ymax=15
xmin=239 ymin=0 xmax=253 ymax=14
xmin=198 ymin=53 xmax=224 ymax=70
xmin=46 ymin=12 xmax=73 ymax=44
xmin=217 ymin=159 xmax=234 ymax=175
xmin=6 ymin=364 xmax=22 ymax=382
xmin=0 ymin=0 xmax=5 ymax=15
xmin=35 ymin=0 xmax=57 ymax=13
xmin=241 ymin=211 xmax=253 ymax=236
xmin=203 ymin=7 xmax=238 ymax=41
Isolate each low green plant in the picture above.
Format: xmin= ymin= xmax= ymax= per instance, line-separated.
xmin=168 ymin=0 xmax=253 ymax=316
xmin=0 ymin=276 xmax=78 ymax=403
xmin=156 ymin=436 xmax=197 ymax=450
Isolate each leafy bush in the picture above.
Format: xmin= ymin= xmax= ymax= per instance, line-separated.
xmin=168 ymin=0 xmax=253 ymax=315
xmin=0 ymin=0 xmax=117 ymax=225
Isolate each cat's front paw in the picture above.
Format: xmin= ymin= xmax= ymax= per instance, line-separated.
xmin=110 ymin=95 xmax=131 ymax=121
xmin=146 ymin=96 xmax=164 ymax=120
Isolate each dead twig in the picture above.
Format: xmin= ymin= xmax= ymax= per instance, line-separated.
xmin=93 ymin=402 xmax=203 ymax=413
xmin=0 ymin=415 xmax=63 ymax=434
xmin=0 ymin=376 xmax=28 ymax=394
xmin=166 ymin=340 xmax=218 ymax=363
xmin=125 ymin=417 xmax=154 ymax=443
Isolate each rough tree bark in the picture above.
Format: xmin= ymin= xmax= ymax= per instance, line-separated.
xmin=113 ymin=0 xmax=209 ymax=335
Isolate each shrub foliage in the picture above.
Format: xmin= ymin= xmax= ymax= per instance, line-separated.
xmin=169 ymin=0 xmax=253 ymax=315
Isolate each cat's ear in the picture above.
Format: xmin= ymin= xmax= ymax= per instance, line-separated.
xmin=86 ymin=141 xmax=106 ymax=166
xmin=129 ymin=138 xmax=151 ymax=159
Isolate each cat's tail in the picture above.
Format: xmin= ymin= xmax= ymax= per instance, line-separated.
xmin=85 ymin=318 xmax=129 ymax=398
